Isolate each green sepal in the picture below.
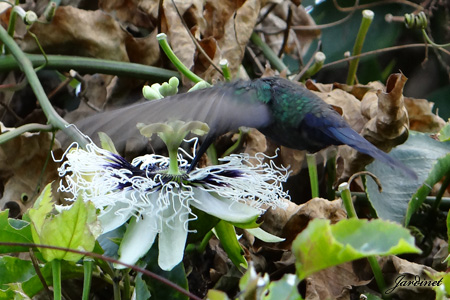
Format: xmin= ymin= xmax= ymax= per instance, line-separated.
xmin=98 ymin=132 xmax=119 ymax=155
xmin=214 ymin=220 xmax=247 ymax=269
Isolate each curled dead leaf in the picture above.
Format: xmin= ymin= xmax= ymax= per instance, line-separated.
xmin=341 ymin=73 xmax=411 ymax=179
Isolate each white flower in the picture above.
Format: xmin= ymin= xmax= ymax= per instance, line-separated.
xmin=58 ymin=142 xmax=289 ymax=271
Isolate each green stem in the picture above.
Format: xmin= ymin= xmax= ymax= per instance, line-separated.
xmin=326 ymin=154 xmax=336 ymax=200
xmin=2 ymin=0 xmax=19 ymax=54
xmin=206 ymin=144 xmax=219 ymax=165
xmin=0 ymin=54 xmax=180 ymax=80
xmin=113 ymin=270 xmax=122 ymax=300
xmin=219 ymin=59 xmax=232 ymax=81
xmin=338 ymin=182 xmax=388 ymax=296
xmin=0 ymin=123 xmax=53 ymax=144
xmin=340 ymin=191 xmax=450 ymax=210
xmin=338 ymin=182 xmax=357 ymax=218
xmin=123 ymin=271 xmax=131 ymax=300
xmin=0 ymin=25 xmax=89 ymax=147
xmin=43 ymin=2 xmax=57 ymax=22
xmin=300 ymin=52 xmax=326 ymax=81
xmin=52 ymin=259 xmax=62 ymax=300
xmin=346 ymin=10 xmax=374 ymax=85
xmin=168 ymin=148 xmax=181 ymax=175
xmin=222 ymin=129 xmax=246 ymax=157
xmin=432 ymin=174 xmax=450 ymax=211
xmin=82 ymin=258 xmax=94 ymax=300
xmin=367 ymin=256 xmax=388 ymax=295
xmin=306 ymin=153 xmax=319 ymax=198
xmin=157 ymin=33 xmax=204 ymax=83
xmin=50 ymin=0 xmax=61 ymax=6
xmin=198 ymin=231 xmax=214 ymax=253
xmin=6 ymin=0 xmax=19 ymax=37
xmin=250 ymin=32 xmax=289 ymax=74
xmin=421 ymin=29 xmax=450 ymax=48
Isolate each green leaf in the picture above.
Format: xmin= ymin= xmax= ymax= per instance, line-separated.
xmin=0 ymin=258 xmax=84 ymax=298
xmin=238 ymin=265 xmax=269 ymax=299
xmin=406 ymin=151 xmax=450 ymax=225
xmin=0 ymin=256 xmax=35 ymax=290
xmin=365 ymin=294 xmax=383 ymax=300
xmin=263 ymin=274 xmax=302 ymax=300
xmin=366 ymin=132 xmax=450 ymax=224
xmin=0 ymin=210 xmax=33 ymax=253
xmin=205 ymin=290 xmax=230 ymax=300
xmin=0 ymin=282 xmax=27 ymax=300
xmin=41 ymin=198 xmax=99 ymax=261
xmin=27 ymin=183 xmax=54 ymax=245
xmin=28 ymin=187 xmax=100 ymax=262
xmin=21 ymin=260 xmax=84 ymax=297
xmin=134 ymin=273 xmax=151 ymax=300
xmin=292 ymin=219 xmax=421 ymax=280
xmin=214 ymin=220 xmax=247 ymax=269
xmin=439 ymin=122 xmax=450 ymax=142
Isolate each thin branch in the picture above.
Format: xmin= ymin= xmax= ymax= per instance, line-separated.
xmin=277 ymin=4 xmax=293 ymax=58
xmin=0 ymin=100 xmax=23 ymax=122
xmin=0 ymin=123 xmax=53 ymax=144
xmin=291 ymin=0 xmax=359 ymax=32
xmin=332 ymin=0 xmax=423 ymax=13
xmin=321 ymin=43 xmax=450 ymax=70
xmin=0 ymin=242 xmax=203 ymax=300
xmin=170 ymin=0 xmax=223 ymax=75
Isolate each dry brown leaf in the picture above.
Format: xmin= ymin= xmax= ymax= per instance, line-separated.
xmin=378 ymin=255 xmax=438 ymax=299
xmin=0 ymin=72 xmax=19 ymax=127
xmin=243 ymin=128 xmax=267 ymax=156
xmin=259 ymin=198 xmax=347 ymax=249
xmin=333 ymin=81 xmax=384 ymax=100
xmin=0 ymin=123 xmax=62 ymax=218
xmin=99 ymin=0 xmax=155 ymax=29
xmin=125 ymin=30 xmax=162 ymax=67
xmin=405 ymin=97 xmax=445 ymax=133
xmin=20 ymin=6 xmax=130 ymax=61
xmin=213 ymin=0 xmax=261 ymax=76
xmin=305 ymin=262 xmax=372 ymax=300
xmin=305 ymin=80 xmax=333 ymax=93
xmin=162 ymin=0 xmax=204 ymax=84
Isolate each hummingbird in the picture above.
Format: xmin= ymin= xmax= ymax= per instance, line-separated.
xmin=60 ymin=77 xmax=416 ymax=178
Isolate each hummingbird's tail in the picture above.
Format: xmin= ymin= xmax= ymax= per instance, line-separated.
xmin=327 ymin=127 xmax=417 ymax=180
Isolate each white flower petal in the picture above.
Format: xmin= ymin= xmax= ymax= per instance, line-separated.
xmin=191 ymin=188 xmax=261 ymax=223
xmin=116 ymin=214 xmax=159 ymax=269
xmin=158 ymin=196 xmax=189 ymax=271
xmin=98 ymin=201 xmax=134 ymax=233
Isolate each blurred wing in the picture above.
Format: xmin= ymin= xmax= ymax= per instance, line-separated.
xmin=58 ymin=83 xmax=273 ymax=153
